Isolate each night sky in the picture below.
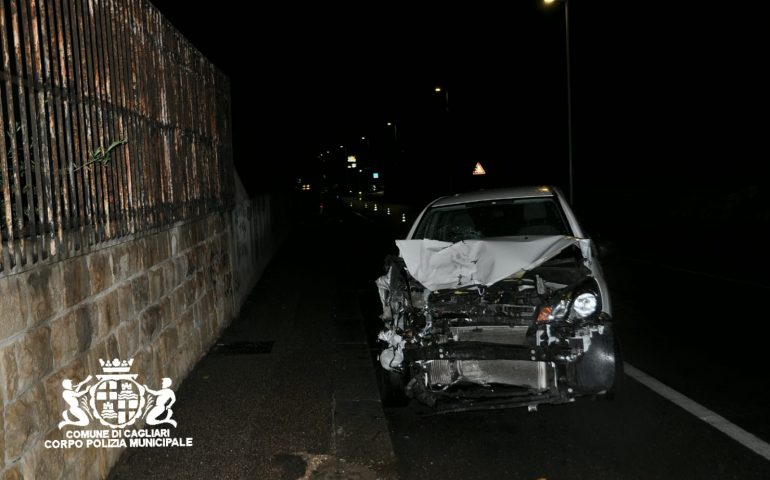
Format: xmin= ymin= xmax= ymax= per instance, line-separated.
xmin=151 ymin=1 xmax=769 ymax=244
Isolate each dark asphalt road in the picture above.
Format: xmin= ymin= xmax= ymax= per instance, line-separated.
xmin=348 ymin=202 xmax=770 ymax=480
xmin=110 ymin=203 xmax=770 ymax=479
xmin=604 ymin=256 xmax=770 ymax=445
xmin=109 ymin=210 xmax=398 ymax=479
xmin=381 ymin=382 xmax=768 ymax=480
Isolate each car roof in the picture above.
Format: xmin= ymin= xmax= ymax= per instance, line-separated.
xmin=430 ymin=186 xmax=556 ymax=207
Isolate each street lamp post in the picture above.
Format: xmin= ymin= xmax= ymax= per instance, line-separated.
xmin=385 ymin=122 xmax=400 ymax=195
xmin=545 ymin=0 xmax=573 ymax=205
xmin=435 ymin=86 xmax=450 ymax=113
xmin=387 ymin=122 xmax=398 ymax=146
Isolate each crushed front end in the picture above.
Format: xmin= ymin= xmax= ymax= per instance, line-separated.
xmin=376 ymin=237 xmax=619 ymax=413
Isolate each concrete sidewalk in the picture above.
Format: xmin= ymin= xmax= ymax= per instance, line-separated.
xmin=109 ymin=219 xmax=397 ymax=479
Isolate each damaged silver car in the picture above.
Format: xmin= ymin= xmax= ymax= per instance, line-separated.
xmin=376 ymin=186 xmax=620 ymax=413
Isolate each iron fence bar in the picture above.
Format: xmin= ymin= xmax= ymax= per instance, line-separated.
xmin=102 ymin=1 xmax=119 ymax=239
xmin=120 ymin=0 xmax=139 ymax=235
xmin=22 ymin=0 xmax=45 ymax=260
xmin=45 ymin=0 xmax=70 ymax=257
xmin=29 ymin=0 xmax=56 ymax=260
xmin=59 ymin=0 xmax=84 ymax=251
xmin=93 ymin=0 xmax=114 ymax=241
xmin=1 ymin=4 xmax=19 ymax=270
xmin=0 ymin=76 xmax=8 ymax=270
xmin=13 ymin=0 xmax=37 ymax=265
xmin=103 ymin=0 xmax=125 ymax=237
xmin=113 ymin=0 xmax=132 ymax=235
xmin=1 ymin=0 xmax=233 ymax=275
xmin=79 ymin=0 xmax=103 ymax=243
xmin=70 ymin=0 xmax=92 ymax=247
xmin=88 ymin=0 xmax=105 ymax=239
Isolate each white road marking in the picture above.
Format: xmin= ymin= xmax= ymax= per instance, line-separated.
xmin=624 ymin=362 xmax=770 ymax=462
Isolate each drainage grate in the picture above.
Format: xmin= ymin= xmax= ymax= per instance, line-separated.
xmin=209 ymin=341 xmax=274 ymax=355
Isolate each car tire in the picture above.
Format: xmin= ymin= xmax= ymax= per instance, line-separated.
xmin=593 ymin=328 xmax=623 ymax=402
xmin=604 ymin=329 xmax=624 ymax=400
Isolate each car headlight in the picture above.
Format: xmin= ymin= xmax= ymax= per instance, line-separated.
xmin=537 ymin=298 xmax=569 ymax=322
xmin=537 ymin=288 xmax=600 ymax=323
xmin=571 ymin=292 xmax=598 ymax=319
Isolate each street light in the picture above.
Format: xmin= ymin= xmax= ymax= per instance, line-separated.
xmin=545 ymin=0 xmax=573 ymax=205
xmin=386 ymin=122 xmax=399 ymax=145
xmin=434 ymin=86 xmax=450 ymax=113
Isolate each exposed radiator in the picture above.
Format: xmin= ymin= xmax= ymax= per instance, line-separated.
xmin=450 ymin=325 xmax=529 ymax=345
xmin=426 ymin=359 xmax=548 ymax=390
xmin=426 ymin=359 xmax=452 ymax=386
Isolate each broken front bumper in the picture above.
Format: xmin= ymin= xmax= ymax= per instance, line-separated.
xmin=399 ymin=321 xmax=619 ymax=413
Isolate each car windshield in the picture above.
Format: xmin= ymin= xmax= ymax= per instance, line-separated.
xmin=412 ymin=197 xmax=570 ymax=242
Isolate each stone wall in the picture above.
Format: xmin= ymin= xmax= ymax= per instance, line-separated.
xmin=0 ymin=207 xmax=265 ymax=479
xmin=230 ymin=195 xmax=287 ymax=309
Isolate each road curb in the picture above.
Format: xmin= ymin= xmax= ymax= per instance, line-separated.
xmin=330 ymin=305 xmax=398 ymax=479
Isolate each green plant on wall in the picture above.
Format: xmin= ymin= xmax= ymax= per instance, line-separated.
xmin=1 ymin=123 xmax=31 ymax=227
xmin=2 ymin=126 xmax=128 ymax=229
xmin=74 ymin=138 xmax=128 ymax=171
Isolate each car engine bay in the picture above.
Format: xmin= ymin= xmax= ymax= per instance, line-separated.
xmin=376 ymin=237 xmax=619 ymax=413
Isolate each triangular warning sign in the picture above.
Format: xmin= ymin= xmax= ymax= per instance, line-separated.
xmin=472 ymin=162 xmax=486 ymax=175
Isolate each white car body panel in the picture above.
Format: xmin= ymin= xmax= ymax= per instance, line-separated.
xmin=403 ymin=186 xmax=611 ymax=315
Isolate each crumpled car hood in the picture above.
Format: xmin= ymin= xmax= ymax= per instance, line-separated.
xmin=395 ymin=236 xmax=583 ymax=291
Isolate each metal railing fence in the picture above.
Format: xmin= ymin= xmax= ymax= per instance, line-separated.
xmin=0 ymin=0 xmax=233 ymax=275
